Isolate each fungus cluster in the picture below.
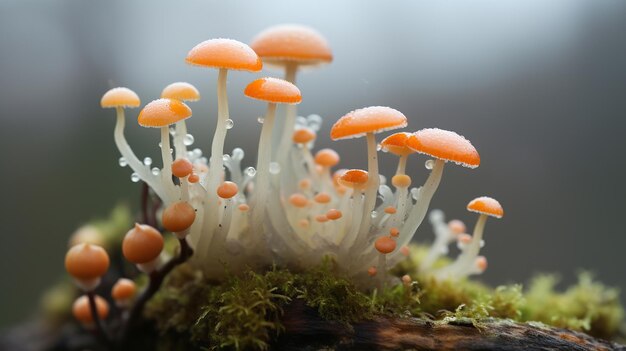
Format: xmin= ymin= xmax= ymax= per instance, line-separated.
xmin=65 ymin=23 xmax=506 ymax=342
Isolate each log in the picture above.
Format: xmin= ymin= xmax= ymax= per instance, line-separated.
xmin=276 ymin=301 xmax=626 ymax=351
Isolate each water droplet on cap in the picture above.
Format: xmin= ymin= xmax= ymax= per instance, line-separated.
xmin=143 ymin=157 xmax=152 ymax=166
xmin=118 ymin=157 xmax=128 ymax=167
xmin=130 ymin=172 xmax=140 ymax=182
xmin=425 ymin=160 xmax=434 ymax=170
xmin=225 ymin=119 xmax=234 ymax=129
xmin=151 ymin=167 xmax=160 ymax=176
xmin=257 ymin=116 xmax=265 ymax=124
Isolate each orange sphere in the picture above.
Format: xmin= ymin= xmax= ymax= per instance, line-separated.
xmin=326 ymin=209 xmax=342 ymax=220
xmin=162 ymin=201 xmax=196 ymax=233
xmin=217 ymin=181 xmax=239 ymax=199
xmin=111 ymin=278 xmax=136 ymax=301
xmin=374 ymin=236 xmax=396 ymax=254
xmin=188 ymin=173 xmax=200 ymax=183
xmin=122 ymin=224 xmax=164 ymax=264
xmin=367 ymin=266 xmax=377 ymax=277
xmin=65 ymin=243 xmax=110 ymax=280
xmin=172 ymin=159 xmax=194 ymax=178
xmin=72 ymin=295 xmax=109 ymax=324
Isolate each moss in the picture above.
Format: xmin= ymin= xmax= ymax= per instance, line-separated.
xmin=142 ymin=245 xmax=624 ymax=350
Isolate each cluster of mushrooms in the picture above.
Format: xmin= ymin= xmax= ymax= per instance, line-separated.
xmin=64 ymin=24 xmax=504 ymax=338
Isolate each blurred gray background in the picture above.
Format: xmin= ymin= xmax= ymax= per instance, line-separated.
xmin=1 ymin=0 xmax=625 ymax=327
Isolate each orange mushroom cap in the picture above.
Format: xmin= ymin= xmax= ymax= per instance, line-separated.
xmin=172 ymin=159 xmax=194 ymax=178
xmin=162 ymin=201 xmax=196 ymax=233
xmin=111 ymin=278 xmax=137 ymax=301
xmin=101 ymin=87 xmax=140 ymax=108
xmin=338 ymin=169 xmax=369 ymax=189
xmin=374 ymin=236 xmax=397 ymax=254
xmin=186 ymin=38 xmax=262 ymax=72
xmin=188 ymin=173 xmax=200 ymax=183
xmin=314 ymin=149 xmax=340 ymax=168
xmin=330 ymin=106 xmax=407 ymax=140
xmin=476 ymin=256 xmax=488 ymax=271
xmin=406 ymin=128 xmax=480 ymax=168
xmin=379 ymin=132 xmax=414 ymax=156
xmin=138 ymin=98 xmax=192 ymax=128
xmin=217 ymin=181 xmax=239 ymax=199
xmin=122 ymin=224 xmax=164 ymax=264
xmin=367 ymin=266 xmax=377 ymax=277
xmin=244 ymin=77 xmax=302 ymax=104
xmin=292 ymin=128 xmax=316 ymax=144
xmin=314 ymin=192 xmax=331 ymax=204
xmin=250 ymin=24 xmax=333 ymax=66
xmin=161 ymin=82 xmax=200 ymax=102
xmin=65 ymin=243 xmax=110 ymax=280
xmin=467 ymin=196 xmax=504 ymax=218
xmin=73 ymin=295 xmax=109 ymax=324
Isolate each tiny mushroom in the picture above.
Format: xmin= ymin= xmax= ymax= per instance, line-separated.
xmin=331 ymin=106 xmax=408 ymax=237
xmin=244 ymin=77 xmax=302 ymax=229
xmin=462 ymin=196 xmax=503 ymax=264
xmin=397 ymin=128 xmax=480 ymax=249
xmin=161 ymin=82 xmax=201 ymax=158
xmin=122 ymin=223 xmax=164 ymax=273
xmin=185 ymin=38 xmax=261 ymax=196
xmin=250 ymin=24 xmax=332 ymax=166
xmin=374 ymin=235 xmax=397 ymax=285
xmin=65 ymin=243 xmax=110 ymax=291
xmin=138 ymin=98 xmax=193 ymax=202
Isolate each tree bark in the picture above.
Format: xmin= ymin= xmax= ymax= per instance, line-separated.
xmin=276 ymin=301 xmax=626 ymax=351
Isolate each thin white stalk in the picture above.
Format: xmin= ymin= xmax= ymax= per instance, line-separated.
xmin=450 ymin=214 xmax=487 ymax=274
xmin=197 ymin=68 xmax=229 ymax=262
xmin=340 ymin=190 xmax=364 ymax=248
xmin=252 ymin=103 xmax=277 ymax=231
xmin=159 ymin=126 xmax=176 ymax=203
xmin=396 ymin=154 xmax=408 ymax=175
xmin=113 ymin=107 xmax=167 ymax=201
xmin=395 ymin=159 xmax=445 ymax=250
xmin=275 ymin=63 xmax=298 ymax=166
xmin=173 ymin=121 xmax=188 ymax=160
xmin=358 ymin=133 xmax=379 ymax=237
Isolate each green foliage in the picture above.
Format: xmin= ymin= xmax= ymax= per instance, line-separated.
xmin=521 ymin=272 xmax=624 ymax=339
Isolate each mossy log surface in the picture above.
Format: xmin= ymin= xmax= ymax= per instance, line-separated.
xmin=275 ymin=301 xmax=625 ymax=351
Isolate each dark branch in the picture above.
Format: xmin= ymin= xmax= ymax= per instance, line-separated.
xmin=86 ymin=291 xmax=112 ymax=349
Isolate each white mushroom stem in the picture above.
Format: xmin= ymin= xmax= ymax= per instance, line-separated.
xmin=378 ymin=253 xmax=388 ymax=289
xmin=173 ymin=120 xmax=188 ymax=159
xmin=358 ymin=132 xmax=379 ymax=236
xmin=203 ymin=68 xmax=229 ymax=191
xmin=159 ymin=126 xmax=176 ymax=202
xmin=275 ymin=63 xmax=298 ymax=167
xmin=252 ymin=103 xmax=278 ymax=231
xmin=449 ymin=214 xmax=488 ymax=274
xmin=396 ymin=154 xmax=408 ymax=175
xmin=114 ymin=107 xmax=167 ymax=201
xmin=396 ymin=159 xmax=445 ymax=250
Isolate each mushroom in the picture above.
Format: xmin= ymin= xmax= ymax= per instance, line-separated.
xmin=162 ymin=201 xmax=196 ymax=239
xmin=250 ymin=24 xmax=333 ymax=166
xmin=122 ymin=223 xmax=164 ymax=273
xmin=398 ymin=128 xmax=480 ymax=250
xmin=293 ymin=128 xmax=318 ymax=184
xmin=171 ymin=158 xmax=194 ymax=201
xmin=314 ymin=148 xmax=340 ymax=192
xmin=111 ymin=278 xmax=137 ymax=308
xmin=65 ymin=243 xmax=110 ymax=291
xmin=101 ymin=88 xmax=156 ymax=190
xmin=185 ymin=39 xmax=261 ymax=192
xmin=243 ymin=77 xmax=302 ymax=229
xmin=72 ymin=294 xmax=109 ymax=328
xmin=331 ymin=106 xmax=408 ymax=238
xmin=374 ymin=235 xmax=397 ymax=286
xmin=420 ymin=210 xmax=465 ymax=272
xmin=68 ymin=225 xmax=105 ymax=248
xmin=160 ymin=82 xmax=201 ymax=158
xmin=138 ymin=98 xmax=193 ymax=203
xmin=336 ymin=169 xmax=369 ymax=247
